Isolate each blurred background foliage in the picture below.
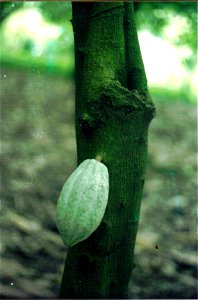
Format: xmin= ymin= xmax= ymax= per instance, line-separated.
xmin=134 ymin=2 xmax=197 ymax=58
xmin=0 ymin=1 xmax=197 ymax=97
xmin=0 ymin=1 xmax=197 ymax=299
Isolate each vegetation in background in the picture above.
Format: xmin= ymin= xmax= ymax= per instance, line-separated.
xmin=0 ymin=2 xmax=74 ymax=77
xmin=134 ymin=2 xmax=197 ymax=64
xmin=0 ymin=1 xmax=197 ymax=97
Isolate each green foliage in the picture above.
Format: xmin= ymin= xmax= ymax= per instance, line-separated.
xmin=38 ymin=2 xmax=72 ymax=24
xmin=0 ymin=1 xmax=23 ymax=23
xmin=0 ymin=50 xmax=74 ymax=79
xmin=150 ymin=84 xmax=196 ymax=104
xmin=135 ymin=2 xmax=197 ymax=66
xmin=0 ymin=1 xmax=72 ymax=25
xmin=0 ymin=2 xmax=74 ymax=79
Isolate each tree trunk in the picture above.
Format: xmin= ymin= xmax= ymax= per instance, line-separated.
xmin=60 ymin=2 xmax=155 ymax=299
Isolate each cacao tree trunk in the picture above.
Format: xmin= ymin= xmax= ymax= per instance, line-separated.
xmin=60 ymin=2 xmax=155 ymax=299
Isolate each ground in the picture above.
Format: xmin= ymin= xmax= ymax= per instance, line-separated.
xmin=0 ymin=68 xmax=197 ymax=299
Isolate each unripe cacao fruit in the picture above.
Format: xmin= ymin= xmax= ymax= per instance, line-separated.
xmin=56 ymin=159 xmax=109 ymax=247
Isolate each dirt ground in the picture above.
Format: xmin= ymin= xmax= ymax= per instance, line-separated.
xmin=0 ymin=68 xmax=197 ymax=299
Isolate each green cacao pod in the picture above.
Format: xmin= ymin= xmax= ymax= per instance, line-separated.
xmin=56 ymin=159 xmax=109 ymax=247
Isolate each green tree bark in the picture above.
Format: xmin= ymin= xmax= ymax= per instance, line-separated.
xmin=60 ymin=2 xmax=155 ymax=299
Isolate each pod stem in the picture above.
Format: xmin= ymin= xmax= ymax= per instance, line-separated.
xmin=95 ymin=155 xmax=103 ymax=162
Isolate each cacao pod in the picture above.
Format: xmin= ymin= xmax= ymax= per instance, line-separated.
xmin=56 ymin=159 xmax=109 ymax=247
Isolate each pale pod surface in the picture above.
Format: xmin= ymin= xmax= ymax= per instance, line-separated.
xmin=56 ymin=159 xmax=109 ymax=247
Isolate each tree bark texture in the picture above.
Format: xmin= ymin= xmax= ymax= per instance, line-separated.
xmin=60 ymin=2 xmax=155 ymax=299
